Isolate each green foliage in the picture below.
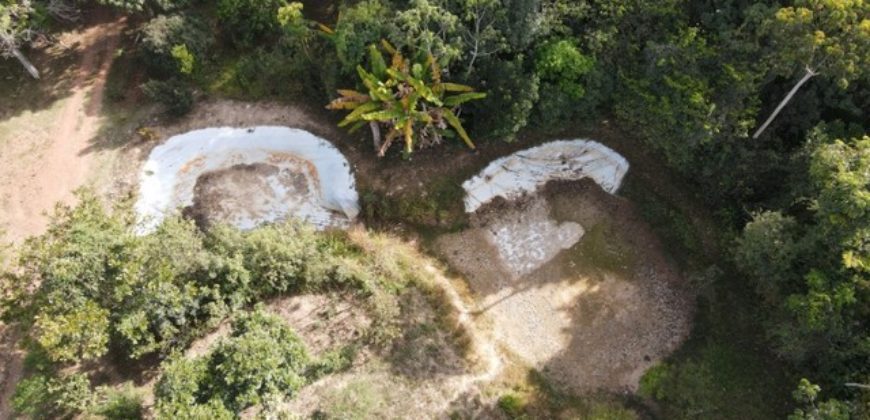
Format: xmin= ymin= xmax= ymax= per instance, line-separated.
xmin=171 ymin=44 xmax=195 ymax=75
xmin=762 ymin=0 xmax=870 ymax=88
xmin=735 ymin=211 xmax=801 ymax=304
xmin=142 ymin=78 xmax=194 ymax=115
xmin=156 ymin=308 xmax=309 ymax=414
xmin=140 ymin=13 xmax=212 ymax=78
xmin=6 ymin=190 xmax=422 ymax=371
xmin=13 ymin=373 xmax=95 ymax=419
xmin=93 ymin=384 xmax=144 ymax=420
xmin=466 ymin=55 xmax=539 ymax=141
xmin=33 ymin=299 xmax=110 ymax=363
xmin=389 ymin=0 xmax=463 ymax=68
xmin=210 ymin=309 xmax=309 ymax=410
xmin=332 ymin=0 xmax=390 ymax=76
xmin=637 ymin=321 xmax=790 ymax=420
xmin=217 ymin=0 xmax=287 ymax=46
xmin=535 ymin=39 xmax=594 ymax=100
xmin=502 ymin=0 xmax=541 ymax=50
xmin=788 ymin=379 xmax=852 ymax=420
xmin=533 ymin=38 xmax=597 ymax=127
xmin=95 ymin=0 xmax=194 ymax=13
xmin=327 ymin=41 xmax=485 ymax=156
xmin=277 ymin=2 xmax=306 ymax=36
xmin=497 ymin=393 xmax=527 ymax=418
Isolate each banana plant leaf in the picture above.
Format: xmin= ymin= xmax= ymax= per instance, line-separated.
xmin=443 ymin=92 xmax=487 ymax=107
xmin=338 ymin=102 xmax=379 ymax=127
xmin=442 ymin=109 xmax=475 ymax=150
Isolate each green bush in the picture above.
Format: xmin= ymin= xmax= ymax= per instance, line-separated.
xmin=141 ymin=78 xmax=195 ymax=116
xmin=217 ymin=0 xmax=287 ymax=46
xmin=96 ymin=0 xmax=194 ymax=13
xmin=140 ymin=13 xmax=212 ymax=78
xmin=93 ymin=384 xmax=144 ymax=420
xmin=467 ymin=56 xmax=539 ymax=141
xmin=332 ymin=0 xmax=389 ymax=76
xmin=33 ymin=299 xmax=110 ymax=363
xmin=533 ymin=39 xmax=600 ymax=128
xmin=232 ymin=48 xmax=308 ymax=99
xmin=156 ymin=308 xmax=309 ymax=414
xmin=12 ymin=373 xmax=95 ymax=419
xmin=497 ymin=393 xmax=527 ymax=418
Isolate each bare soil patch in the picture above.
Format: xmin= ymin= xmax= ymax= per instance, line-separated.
xmin=0 ymin=15 xmax=125 ymax=244
xmin=184 ymin=161 xmax=328 ymax=230
xmin=436 ymin=179 xmax=693 ymax=393
xmin=266 ymin=294 xmax=372 ymax=356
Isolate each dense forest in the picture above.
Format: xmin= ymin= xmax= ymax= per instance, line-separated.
xmin=1 ymin=0 xmax=868 ymax=418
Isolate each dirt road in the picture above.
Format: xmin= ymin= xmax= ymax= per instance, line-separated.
xmin=0 ymin=16 xmax=125 ymax=418
xmin=0 ymin=17 xmax=125 ymax=244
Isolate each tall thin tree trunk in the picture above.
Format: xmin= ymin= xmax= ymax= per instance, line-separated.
xmin=369 ymin=121 xmax=381 ymax=152
xmin=11 ymin=47 xmax=40 ymax=79
xmin=752 ymin=67 xmax=815 ymax=139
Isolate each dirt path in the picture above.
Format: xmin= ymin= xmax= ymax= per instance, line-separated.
xmin=0 ymin=16 xmax=125 ymax=244
xmin=0 ymin=16 xmax=125 ymax=419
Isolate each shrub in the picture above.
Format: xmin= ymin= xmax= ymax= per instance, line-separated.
xmin=734 ymin=211 xmax=800 ymax=304
xmin=217 ymin=0 xmax=287 ymax=46
xmin=33 ymin=299 xmax=110 ymax=363
xmin=332 ymin=0 xmax=389 ymax=76
xmin=466 ymin=56 xmax=539 ymax=141
xmin=141 ymin=78 xmax=195 ymax=116
xmin=12 ymin=373 xmax=95 ymax=419
xmin=209 ymin=309 xmax=309 ymax=410
xmin=497 ymin=393 xmax=527 ymax=418
xmin=232 ymin=48 xmax=308 ymax=99
xmin=93 ymin=384 xmax=144 ymax=420
xmin=533 ymin=39 xmax=599 ymax=128
xmin=535 ymin=39 xmax=595 ymax=100
xmin=140 ymin=13 xmax=212 ymax=78
xmin=155 ymin=308 xmax=310 ymax=414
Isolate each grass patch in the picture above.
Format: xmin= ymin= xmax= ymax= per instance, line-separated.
xmin=198 ymin=48 xmax=309 ymax=101
xmin=320 ymin=378 xmax=387 ymax=418
xmin=361 ymin=175 xmax=468 ymax=233
xmin=502 ymin=369 xmax=643 ymax=419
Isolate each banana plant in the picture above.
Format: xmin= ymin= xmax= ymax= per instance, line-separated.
xmin=327 ymin=40 xmax=486 ymax=157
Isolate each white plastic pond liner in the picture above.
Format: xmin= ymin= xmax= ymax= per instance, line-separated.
xmin=463 ymin=140 xmax=629 ymax=213
xmin=135 ymin=126 xmax=359 ymax=232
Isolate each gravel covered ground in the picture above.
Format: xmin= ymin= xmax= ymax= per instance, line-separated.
xmin=436 ymin=179 xmax=694 ymax=393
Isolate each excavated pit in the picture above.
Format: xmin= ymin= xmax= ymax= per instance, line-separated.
xmin=135 ymin=126 xmax=359 ymax=232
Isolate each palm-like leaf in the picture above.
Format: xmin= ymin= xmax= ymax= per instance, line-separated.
xmin=338 ymin=102 xmax=379 ymax=127
xmin=442 ymin=109 xmax=475 ymax=150
xmin=443 ymin=92 xmax=487 ymax=107
xmin=329 ymin=40 xmax=485 ymax=157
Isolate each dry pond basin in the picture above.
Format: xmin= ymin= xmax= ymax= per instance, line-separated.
xmin=135 ymin=126 xmax=360 ymax=231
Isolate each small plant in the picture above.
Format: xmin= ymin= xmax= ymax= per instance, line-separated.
xmin=327 ymin=40 xmax=486 ymax=157
xmin=498 ymin=392 xmax=527 ymax=418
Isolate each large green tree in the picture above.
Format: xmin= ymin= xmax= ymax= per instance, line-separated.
xmin=752 ymin=0 xmax=870 ymax=138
